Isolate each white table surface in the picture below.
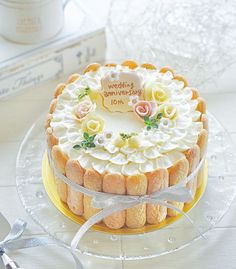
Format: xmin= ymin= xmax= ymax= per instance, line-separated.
xmin=1 ymin=2 xmax=236 ymax=266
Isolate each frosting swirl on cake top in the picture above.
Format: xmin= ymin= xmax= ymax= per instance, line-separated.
xmin=50 ymin=65 xmax=203 ymax=176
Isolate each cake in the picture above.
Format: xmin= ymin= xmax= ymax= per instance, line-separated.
xmin=45 ymin=60 xmax=208 ymax=230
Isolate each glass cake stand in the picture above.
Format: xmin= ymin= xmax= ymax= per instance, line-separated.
xmin=16 ymin=112 xmax=236 ymax=260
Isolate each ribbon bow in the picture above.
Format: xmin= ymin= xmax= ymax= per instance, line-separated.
xmin=48 ymin=149 xmax=206 ymax=251
xmin=0 ymin=218 xmax=83 ymax=269
xmin=71 ymin=181 xmax=205 ymax=249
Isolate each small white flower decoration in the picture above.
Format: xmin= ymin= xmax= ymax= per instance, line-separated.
xmin=94 ymin=134 xmax=106 ymax=147
xmin=104 ymin=131 xmax=113 ymax=140
xmin=159 ymin=118 xmax=174 ymax=130
xmin=128 ymin=95 xmax=139 ymax=106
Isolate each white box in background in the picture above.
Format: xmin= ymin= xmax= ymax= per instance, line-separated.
xmin=0 ymin=1 xmax=106 ymax=99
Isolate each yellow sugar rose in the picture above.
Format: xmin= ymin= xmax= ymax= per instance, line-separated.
xmin=81 ymin=114 xmax=104 ymax=135
xmin=89 ymin=90 xmax=100 ymax=101
xmin=128 ymin=136 xmax=140 ymax=148
xmin=159 ymin=103 xmax=177 ymax=119
xmin=145 ymin=84 xmax=168 ymax=104
xmin=113 ymin=136 xmax=126 ymax=148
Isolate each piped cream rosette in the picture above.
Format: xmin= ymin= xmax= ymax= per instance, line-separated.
xmin=45 ymin=60 xmax=208 ymax=236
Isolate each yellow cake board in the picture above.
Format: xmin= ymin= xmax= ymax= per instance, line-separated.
xmin=42 ymin=152 xmax=208 ymax=235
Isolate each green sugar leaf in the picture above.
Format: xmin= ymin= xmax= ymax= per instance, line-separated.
xmin=144 ymin=111 xmax=163 ymax=131
xmin=83 ymin=132 xmax=89 ymax=140
xmin=144 ymin=115 xmax=149 ymax=122
xmin=78 ymin=87 xmax=91 ymax=100
xmin=156 ymin=113 xmax=163 ymax=119
xmin=73 ymin=132 xmax=97 ymax=150
xmin=88 ymin=134 xmax=96 ymax=142
xmin=73 ymin=144 xmax=81 ymax=150
xmin=89 ymin=142 xmax=96 ymax=148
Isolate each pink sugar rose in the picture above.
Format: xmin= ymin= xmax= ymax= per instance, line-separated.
xmin=75 ymin=100 xmax=93 ymax=120
xmin=134 ymin=100 xmax=157 ymax=119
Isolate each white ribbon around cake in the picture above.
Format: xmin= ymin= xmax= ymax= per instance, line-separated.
xmin=47 ymin=148 xmax=206 ymax=250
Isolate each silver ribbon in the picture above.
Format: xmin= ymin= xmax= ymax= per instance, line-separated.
xmin=0 ymin=218 xmax=83 ymax=269
xmin=47 ymin=149 xmax=206 ymax=250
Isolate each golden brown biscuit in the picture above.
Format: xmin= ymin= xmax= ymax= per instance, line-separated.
xmin=84 ymin=169 xmax=103 ymax=191
xmin=103 ymin=173 xmax=126 ymax=229
xmin=184 ymin=145 xmax=201 ymax=201
xmin=83 ymin=63 xmax=101 ymax=74
xmin=83 ymin=169 xmax=103 ymax=220
xmin=46 ymin=127 xmax=58 ymax=149
xmin=141 ymin=63 xmax=156 ymax=70
xmin=197 ymin=129 xmax=208 ymax=159
xmin=67 ymin=187 xmax=84 ymax=215
xmin=126 ymin=174 xmax=147 ymax=228
xmin=54 ymin=83 xmax=66 ymax=98
xmin=168 ymin=158 xmax=189 ymax=186
xmin=55 ymin=177 xmax=68 ymax=203
xmin=65 ymin=160 xmax=84 ymax=185
xmin=201 ymin=114 xmax=209 ymax=131
xmin=83 ymin=195 xmax=101 ymax=220
xmin=121 ymin=60 xmax=138 ymax=69
xmin=67 ymin=74 xmax=80 ymax=84
xmin=44 ymin=113 xmax=53 ymax=130
xmin=49 ymin=99 xmax=57 ymax=113
xmin=146 ymin=169 xmax=169 ymax=224
xmin=159 ymin=66 xmax=174 ymax=74
xmin=174 ymin=74 xmax=188 ymax=87
xmin=51 ymin=145 xmax=68 ymax=175
xmin=65 ymin=160 xmax=85 ymax=216
xmin=105 ymin=63 xmax=117 ymax=67
xmin=191 ymin=88 xmax=199 ymax=99
xmin=196 ymin=97 xmax=206 ymax=114
xmin=168 ymin=158 xmax=189 ymax=216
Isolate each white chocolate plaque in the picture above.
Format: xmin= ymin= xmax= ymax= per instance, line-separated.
xmin=101 ymin=71 xmax=144 ymax=112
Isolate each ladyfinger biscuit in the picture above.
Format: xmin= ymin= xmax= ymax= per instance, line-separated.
xmin=55 ymin=177 xmax=68 ymax=203
xmin=197 ymin=129 xmax=208 ymax=187
xmin=184 ymin=145 xmax=201 ymax=201
xmin=67 ymin=187 xmax=83 ymax=215
xmin=65 ymin=160 xmax=84 ymax=185
xmin=67 ymin=74 xmax=80 ymax=84
xmin=197 ymin=129 xmax=208 ymax=159
xmin=46 ymin=127 xmax=58 ymax=149
xmin=191 ymin=88 xmax=199 ymax=99
xmin=159 ymin=66 xmax=174 ymax=75
xmin=146 ymin=169 xmax=169 ymax=224
xmin=105 ymin=63 xmax=117 ymax=67
xmin=168 ymin=158 xmax=189 ymax=217
xmin=174 ymin=74 xmax=188 ymax=87
xmin=201 ymin=114 xmax=209 ymax=131
xmin=196 ymin=97 xmax=206 ymax=114
xmin=49 ymin=98 xmax=57 ymax=113
xmin=126 ymin=174 xmax=147 ymax=228
xmin=83 ymin=169 xmax=102 ymax=220
xmin=103 ymin=173 xmax=126 ymax=229
xmin=122 ymin=60 xmax=138 ymax=69
xmin=51 ymin=145 xmax=68 ymax=175
xmin=65 ymin=160 xmax=85 ymax=216
xmin=44 ymin=113 xmax=53 ymax=130
xmin=83 ymin=63 xmax=101 ymax=74
xmin=141 ymin=63 xmax=156 ymax=70
xmin=54 ymin=83 xmax=66 ymax=98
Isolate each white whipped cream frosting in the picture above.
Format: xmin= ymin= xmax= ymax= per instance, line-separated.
xmin=50 ymin=65 xmax=203 ymax=176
